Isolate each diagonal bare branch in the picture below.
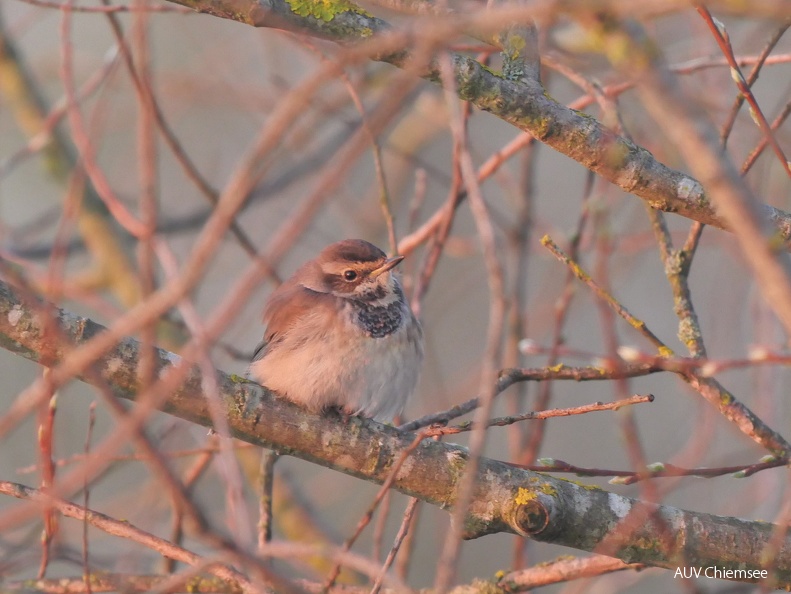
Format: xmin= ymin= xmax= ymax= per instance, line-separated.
xmin=163 ymin=0 xmax=791 ymax=245
xmin=0 ymin=279 xmax=790 ymax=585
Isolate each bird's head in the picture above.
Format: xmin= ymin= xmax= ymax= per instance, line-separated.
xmin=298 ymin=239 xmax=404 ymax=303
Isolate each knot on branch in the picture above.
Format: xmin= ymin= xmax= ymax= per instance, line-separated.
xmin=508 ymin=486 xmax=551 ymax=537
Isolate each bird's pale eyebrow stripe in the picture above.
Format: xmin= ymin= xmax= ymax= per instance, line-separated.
xmin=322 ymin=261 xmax=378 ymax=276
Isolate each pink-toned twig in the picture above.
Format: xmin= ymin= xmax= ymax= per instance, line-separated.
xmin=17 ymin=0 xmax=192 ymax=12
xmin=36 ymin=372 xmax=58 ymax=580
xmin=323 ymin=431 xmax=431 ymax=590
xmin=510 ymin=455 xmax=788 ymax=484
xmin=424 ymin=394 xmax=654 ymax=437
xmin=697 ymin=7 xmax=791 ymax=179
xmin=370 ymin=496 xmax=420 ymax=594
xmin=59 ymin=5 xmax=148 ymax=237
xmin=0 ymin=480 xmax=258 ymax=593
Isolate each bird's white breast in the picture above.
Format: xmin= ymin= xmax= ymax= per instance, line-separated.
xmin=250 ymin=299 xmax=422 ymax=421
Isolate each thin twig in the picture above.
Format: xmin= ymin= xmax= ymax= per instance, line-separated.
xmin=719 ymin=21 xmax=790 ymax=145
xmin=323 ymin=431 xmax=430 ymax=591
xmin=82 ymin=402 xmax=96 ymax=594
xmin=258 ymin=450 xmax=279 ymax=553
xmin=541 ymin=234 xmax=791 ymax=456
xmin=697 ymin=7 xmax=791 ymax=178
xmin=370 ymin=497 xmax=420 ymax=594
xmin=0 ymin=481 xmax=257 ymax=593
xmin=497 ymin=555 xmax=643 ymax=591
xmin=510 ymin=456 xmax=788 ymax=483
xmin=425 ymin=394 xmax=653 ymax=437
xmin=541 ymin=235 xmax=669 ymax=353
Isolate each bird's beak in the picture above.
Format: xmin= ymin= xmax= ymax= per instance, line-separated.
xmin=370 ymin=255 xmax=404 ymax=278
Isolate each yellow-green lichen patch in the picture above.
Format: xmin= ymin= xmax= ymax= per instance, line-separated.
xmin=514 ymin=487 xmax=536 ymax=505
xmin=563 ymin=477 xmax=601 ymax=491
xmin=769 ymin=230 xmax=788 ymax=252
xmin=521 ymin=479 xmax=558 ymax=497
xmin=286 ymin=0 xmax=370 ymax=22
xmin=497 ymin=31 xmax=526 ymax=54
xmin=604 ymin=139 xmax=631 ymax=169
xmin=678 ymin=318 xmax=702 ymax=352
xmin=621 ymin=534 xmax=668 ymax=562
xmin=471 ymin=578 xmax=504 ymax=594
xmin=538 ymin=482 xmax=558 ymax=496
xmin=479 ymin=63 xmax=504 ymax=79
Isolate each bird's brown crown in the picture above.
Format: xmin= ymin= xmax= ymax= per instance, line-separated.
xmin=319 ymin=239 xmax=386 ymax=265
xmin=311 ymin=239 xmax=401 ymax=299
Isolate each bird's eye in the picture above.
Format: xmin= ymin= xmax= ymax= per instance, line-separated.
xmin=343 ymin=270 xmax=358 ymax=282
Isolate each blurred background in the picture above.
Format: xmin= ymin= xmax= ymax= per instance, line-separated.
xmin=1 ymin=1 xmax=791 ymax=591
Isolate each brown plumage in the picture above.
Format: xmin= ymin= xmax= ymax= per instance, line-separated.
xmin=248 ymin=240 xmax=423 ymax=421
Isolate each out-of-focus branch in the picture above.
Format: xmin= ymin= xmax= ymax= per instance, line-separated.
xmin=1 ymin=279 xmax=791 ymax=585
xmin=0 ymin=481 xmax=255 ymax=592
xmin=0 ymin=558 xmax=642 ymax=594
xmin=2 ymin=571 xmax=245 ymax=594
xmin=0 ymin=17 xmax=142 ymax=309
xmin=497 ymin=555 xmax=644 ymax=591
xmin=541 ymin=234 xmax=791 ymax=456
xmin=162 ymin=0 xmax=791 ymax=244
xmin=596 ymin=16 xmax=791 ymax=338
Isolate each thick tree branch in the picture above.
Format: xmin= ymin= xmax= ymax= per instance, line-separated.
xmin=163 ymin=0 xmax=791 ymax=243
xmin=0 ymin=279 xmax=790 ymax=585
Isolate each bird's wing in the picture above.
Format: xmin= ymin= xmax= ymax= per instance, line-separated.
xmin=250 ymin=339 xmax=268 ymax=363
xmin=252 ymin=283 xmax=327 ymax=364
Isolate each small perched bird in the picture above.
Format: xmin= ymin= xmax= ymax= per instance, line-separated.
xmin=248 ymin=239 xmax=423 ymax=422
